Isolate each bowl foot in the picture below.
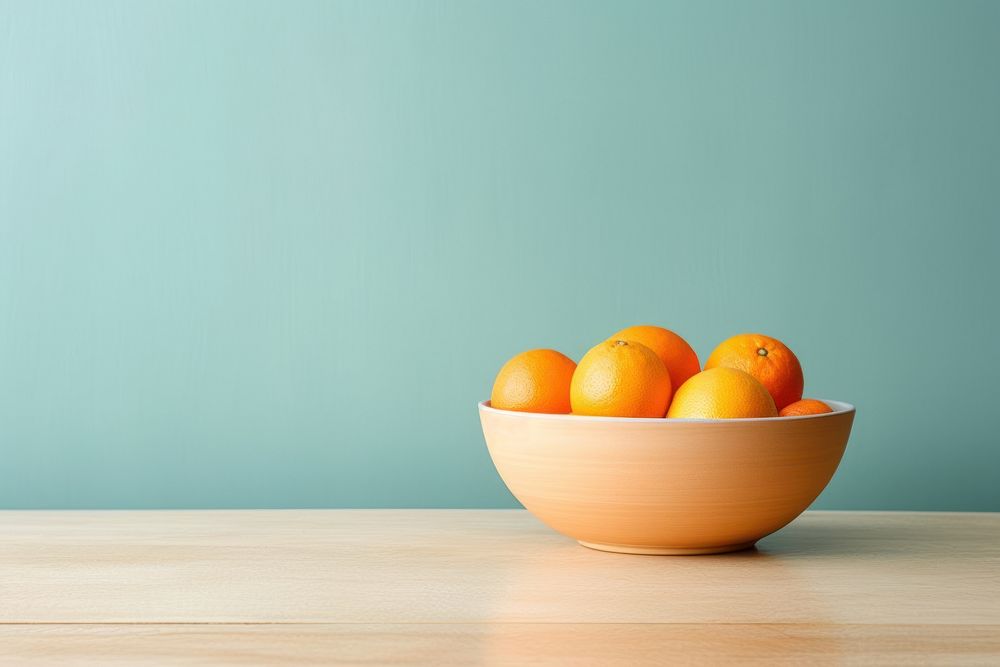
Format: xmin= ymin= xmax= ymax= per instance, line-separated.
xmin=578 ymin=540 xmax=756 ymax=555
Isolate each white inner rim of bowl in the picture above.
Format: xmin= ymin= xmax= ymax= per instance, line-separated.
xmin=478 ymin=399 xmax=855 ymax=423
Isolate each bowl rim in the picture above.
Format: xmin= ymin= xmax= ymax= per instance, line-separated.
xmin=479 ymin=398 xmax=855 ymax=423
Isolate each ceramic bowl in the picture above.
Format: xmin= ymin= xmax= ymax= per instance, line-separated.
xmin=480 ymin=400 xmax=855 ymax=555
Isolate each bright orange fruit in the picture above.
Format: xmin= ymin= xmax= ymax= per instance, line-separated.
xmin=608 ymin=325 xmax=700 ymax=390
xmin=570 ymin=339 xmax=672 ymax=418
xmin=779 ymin=398 xmax=833 ymax=417
xmin=704 ymin=333 xmax=803 ymax=410
xmin=667 ymin=367 xmax=777 ymax=419
xmin=490 ymin=349 xmax=576 ymax=414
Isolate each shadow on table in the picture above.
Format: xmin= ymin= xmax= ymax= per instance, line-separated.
xmin=757 ymin=513 xmax=988 ymax=558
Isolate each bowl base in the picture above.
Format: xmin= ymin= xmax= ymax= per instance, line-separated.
xmin=578 ymin=540 xmax=756 ymax=556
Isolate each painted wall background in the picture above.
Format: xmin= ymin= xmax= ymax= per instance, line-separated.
xmin=1 ymin=0 xmax=997 ymax=510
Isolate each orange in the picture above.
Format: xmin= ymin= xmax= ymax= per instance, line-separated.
xmin=570 ymin=339 xmax=672 ymax=417
xmin=490 ymin=349 xmax=576 ymax=414
xmin=704 ymin=333 xmax=804 ymax=410
xmin=779 ymin=398 xmax=832 ymax=417
xmin=667 ymin=367 xmax=777 ymax=419
xmin=609 ymin=325 xmax=700 ymax=390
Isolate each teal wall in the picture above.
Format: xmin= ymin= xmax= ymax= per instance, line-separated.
xmin=1 ymin=0 xmax=997 ymax=510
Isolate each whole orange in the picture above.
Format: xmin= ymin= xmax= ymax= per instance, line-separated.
xmin=570 ymin=340 xmax=672 ymax=418
xmin=779 ymin=398 xmax=833 ymax=417
xmin=704 ymin=333 xmax=803 ymax=410
xmin=609 ymin=325 xmax=700 ymax=390
xmin=491 ymin=349 xmax=576 ymax=414
xmin=667 ymin=367 xmax=778 ymax=419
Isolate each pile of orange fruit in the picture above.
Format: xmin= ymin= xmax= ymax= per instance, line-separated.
xmin=490 ymin=326 xmax=832 ymax=419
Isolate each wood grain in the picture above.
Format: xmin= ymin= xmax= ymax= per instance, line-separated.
xmin=0 ymin=510 xmax=998 ymax=663
xmin=2 ymin=624 xmax=999 ymax=666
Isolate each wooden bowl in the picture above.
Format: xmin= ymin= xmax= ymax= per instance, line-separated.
xmin=480 ymin=400 xmax=855 ymax=555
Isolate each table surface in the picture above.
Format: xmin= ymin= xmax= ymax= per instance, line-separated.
xmin=1 ymin=510 xmax=998 ymax=665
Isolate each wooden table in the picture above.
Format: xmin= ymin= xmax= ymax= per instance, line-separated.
xmin=1 ymin=510 xmax=998 ymax=665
